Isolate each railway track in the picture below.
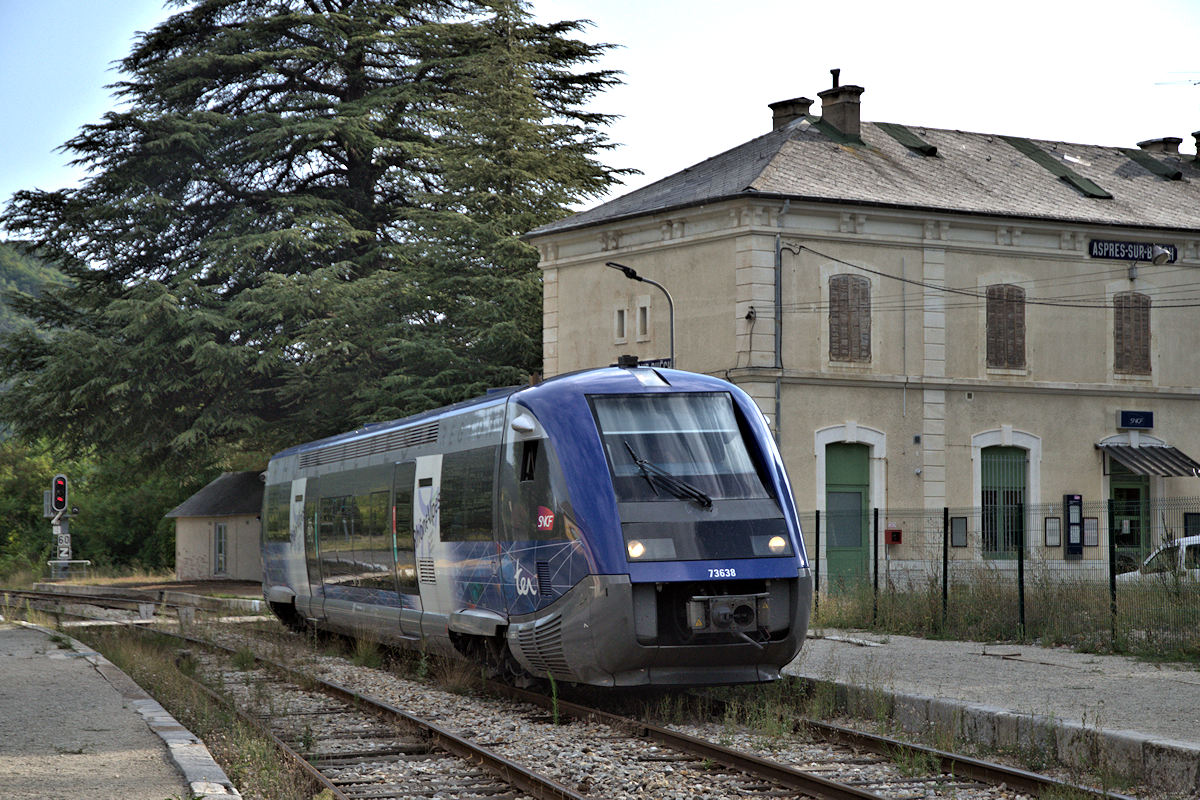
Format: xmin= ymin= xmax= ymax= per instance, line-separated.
xmin=185 ymin=628 xmax=868 ymax=800
xmin=7 ymin=589 xmax=1139 ymax=799
xmin=186 ymin=645 xmax=583 ymax=800
xmin=197 ymin=624 xmax=1134 ymax=800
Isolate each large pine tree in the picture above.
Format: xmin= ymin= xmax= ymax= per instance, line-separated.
xmin=1 ymin=0 xmax=625 ymax=468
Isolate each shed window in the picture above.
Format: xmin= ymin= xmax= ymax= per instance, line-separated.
xmin=1114 ymin=291 xmax=1150 ymax=375
xmin=829 ymin=274 xmax=871 ymax=362
xmin=986 ymin=284 xmax=1025 ymax=369
xmin=214 ymin=523 xmax=227 ymax=575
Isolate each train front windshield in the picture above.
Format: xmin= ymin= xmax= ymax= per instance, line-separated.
xmin=592 ymin=393 xmax=793 ymax=562
xmin=593 ymin=393 xmax=767 ymax=501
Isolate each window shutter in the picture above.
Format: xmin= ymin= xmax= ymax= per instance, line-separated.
xmin=987 ymin=284 xmax=1025 ymax=369
xmin=1114 ymin=292 xmax=1150 ymax=375
xmin=829 ymin=275 xmax=849 ymax=361
xmin=829 ymin=274 xmax=871 ymax=362
xmin=849 ymin=276 xmax=871 ymax=361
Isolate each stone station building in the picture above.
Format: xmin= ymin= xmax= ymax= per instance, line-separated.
xmin=526 ymin=77 xmax=1200 ymax=585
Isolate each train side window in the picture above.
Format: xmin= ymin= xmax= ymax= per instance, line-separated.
xmin=355 ymin=490 xmax=392 ymax=590
xmin=520 ymin=440 xmax=539 ymax=482
xmin=264 ymin=484 xmax=291 ymax=541
xmin=318 ymin=496 xmax=353 ymax=581
xmin=393 ymin=462 xmax=417 ymax=594
xmin=441 ymin=446 xmax=496 ymax=541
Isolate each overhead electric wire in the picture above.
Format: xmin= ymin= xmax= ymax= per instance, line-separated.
xmin=781 ymin=244 xmax=1200 ymax=312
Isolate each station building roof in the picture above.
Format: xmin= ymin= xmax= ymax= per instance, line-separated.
xmin=528 ymin=90 xmax=1200 ymax=237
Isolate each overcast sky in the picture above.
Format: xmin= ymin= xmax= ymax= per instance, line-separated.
xmin=3 ymin=0 xmax=1199 ymax=232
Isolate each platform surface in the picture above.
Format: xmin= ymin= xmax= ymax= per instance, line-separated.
xmin=786 ymin=629 xmax=1200 ymax=793
xmin=0 ymin=621 xmax=237 ymax=799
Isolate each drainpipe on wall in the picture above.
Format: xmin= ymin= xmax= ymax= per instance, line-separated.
xmin=774 ymin=200 xmax=790 ymax=445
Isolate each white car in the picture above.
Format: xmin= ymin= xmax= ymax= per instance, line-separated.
xmin=1116 ymin=535 xmax=1200 ymax=582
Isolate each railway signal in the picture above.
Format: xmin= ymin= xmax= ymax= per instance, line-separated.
xmin=51 ymin=474 xmax=68 ymax=513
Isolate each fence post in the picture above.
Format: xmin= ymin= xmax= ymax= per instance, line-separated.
xmin=1107 ymin=499 xmax=1118 ymax=647
xmin=872 ymin=506 xmax=879 ymax=625
xmin=1017 ymin=502 xmax=1026 ymax=640
xmin=813 ymin=509 xmax=820 ymax=616
xmin=942 ymin=507 xmax=949 ymax=629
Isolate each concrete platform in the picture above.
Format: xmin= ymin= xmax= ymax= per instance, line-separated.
xmin=32 ymin=580 xmax=265 ymax=614
xmin=785 ymin=628 xmax=1200 ymax=796
xmin=0 ymin=620 xmax=239 ymax=800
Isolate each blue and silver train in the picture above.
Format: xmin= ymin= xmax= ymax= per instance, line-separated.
xmin=261 ymin=364 xmax=812 ymax=686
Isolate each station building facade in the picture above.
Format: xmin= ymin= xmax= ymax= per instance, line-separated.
xmin=526 ymin=80 xmax=1200 ymax=583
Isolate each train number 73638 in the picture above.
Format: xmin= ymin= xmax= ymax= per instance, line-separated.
xmin=708 ymin=568 xmax=737 ymax=578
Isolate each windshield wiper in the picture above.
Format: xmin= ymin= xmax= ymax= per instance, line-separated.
xmin=623 ymin=440 xmax=713 ymax=509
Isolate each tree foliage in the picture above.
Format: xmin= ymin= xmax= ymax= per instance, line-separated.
xmin=1 ymin=0 xmax=625 ymax=471
xmin=0 ymin=439 xmax=202 ymax=576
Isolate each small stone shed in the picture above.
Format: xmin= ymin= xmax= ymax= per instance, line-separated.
xmin=166 ymin=471 xmax=263 ymax=581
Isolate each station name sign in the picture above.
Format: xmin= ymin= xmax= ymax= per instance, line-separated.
xmin=1089 ymin=240 xmax=1177 ymax=263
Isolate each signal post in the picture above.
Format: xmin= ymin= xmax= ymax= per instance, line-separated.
xmin=45 ymin=474 xmax=87 ymax=580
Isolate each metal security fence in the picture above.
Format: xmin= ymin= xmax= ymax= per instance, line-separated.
xmin=801 ymin=497 xmax=1200 ymax=659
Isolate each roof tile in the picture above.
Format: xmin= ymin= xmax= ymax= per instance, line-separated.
xmin=528 ymin=118 xmax=1200 ymax=236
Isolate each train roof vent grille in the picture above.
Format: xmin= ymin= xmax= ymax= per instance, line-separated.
xmin=298 ymin=420 xmax=440 ymax=468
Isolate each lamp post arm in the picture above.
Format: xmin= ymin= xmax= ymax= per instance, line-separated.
xmin=639 ymin=276 xmax=675 ymax=369
xmin=605 ymin=261 xmax=676 ymax=368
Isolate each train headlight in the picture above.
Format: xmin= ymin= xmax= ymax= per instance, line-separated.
xmin=768 ymin=535 xmax=787 ymax=553
xmin=627 ymin=540 xmax=646 ymax=559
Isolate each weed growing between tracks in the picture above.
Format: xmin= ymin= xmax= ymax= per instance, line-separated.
xmin=70 ymin=625 xmax=318 ymax=800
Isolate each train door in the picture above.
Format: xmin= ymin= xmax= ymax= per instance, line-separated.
xmin=497 ymin=405 xmax=576 ymax=617
xmin=825 ymin=443 xmax=869 ymax=592
xmin=286 ymin=478 xmax=311 ymax=600
xmin=498 ymin=412 xmax=546 ymax=616
xmin=301 ymin=482 xmax=324 ymax=621
xmin=393 ymin=460 xmax=422 ymax=637
xmin=413 ymin=454 xmax=446 ymax=634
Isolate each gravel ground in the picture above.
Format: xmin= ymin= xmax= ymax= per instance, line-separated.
xmin=208 ymin=629 xmax=1043 ymax=800
xmin=0 ymin=622 xmax=191 ymax=800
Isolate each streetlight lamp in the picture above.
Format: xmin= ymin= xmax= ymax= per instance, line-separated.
xmin=605 ymin=261 xmax=675 ymax=368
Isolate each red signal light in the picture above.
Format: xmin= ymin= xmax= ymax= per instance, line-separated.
xmin=51 ymin=475 xmax=68 ymax=513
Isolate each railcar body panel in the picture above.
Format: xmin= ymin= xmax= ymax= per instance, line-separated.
xmin=262 ymin=366 xmax=812 ymax=686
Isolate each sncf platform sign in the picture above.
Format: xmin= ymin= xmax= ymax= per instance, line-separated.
xmin=1089 ymin=240 xmax=1177 ymax=263
xmin=1118 ymin=410 xmax=1154 ymax=430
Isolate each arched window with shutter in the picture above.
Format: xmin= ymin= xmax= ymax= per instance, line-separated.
xmin=986 ymin=284 xmax=1025 ymax=369
xmin=1114 ymin=291 xmax=1150 ymax=375
xmin=829 ymin=274 xmax=871 ymax=362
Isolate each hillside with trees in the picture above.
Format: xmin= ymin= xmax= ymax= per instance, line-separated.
xmin=0 ymin=242 xmax=65 ymax=334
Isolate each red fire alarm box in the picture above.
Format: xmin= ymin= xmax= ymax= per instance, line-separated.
xmin=886 ymin=526 xmax=902 ymax=544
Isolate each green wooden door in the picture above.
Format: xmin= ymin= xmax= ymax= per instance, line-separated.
xmin=826 ymin=443 xmax=869 ymax=590
xmin=981 ymin=446 xmax=1026 ymax=559
xmin=1110 ymin=460 xmax=1150 ymax=573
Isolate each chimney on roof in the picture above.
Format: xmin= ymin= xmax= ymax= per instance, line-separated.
xmin=1137 ymin=137 xmax=1182 ymax=155
xmin=818 ymin=68 xmax=865 ymax=139
xmin=769 ymin=96 xmax=814 ymax=130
